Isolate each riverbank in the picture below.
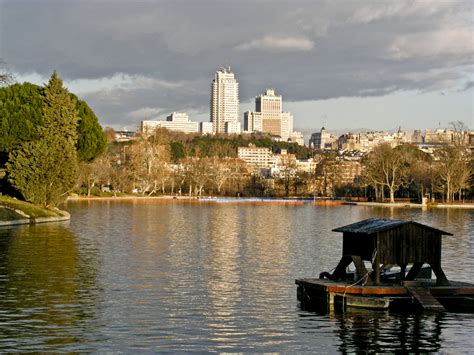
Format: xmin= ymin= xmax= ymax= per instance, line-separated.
xmin=68 ymin=195 xmax=474 ymax=209
xmin=67 ymin=195 xmax=474 ymax=209
xmin=345 ymin=201 xmax=474 ymax=209
xmin=0 ymin=195 xmax=70 ymax=227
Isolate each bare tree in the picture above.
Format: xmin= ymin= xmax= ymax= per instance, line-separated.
xmin=77 ymin=155 xmax=112 ymax=196
xmin=275 ymin=153 xmax=298 ymax=196
xmin=128 ymin=133 xmax=170 ymax=194
xmin=363 ymin=144 xmax=411 ymax=203
xmin=314 ymin=153 xmax=342 ymax=197
xmin=434 ymin=145 xmax=472 ymax=202
xmin=449 ymin=120 xmax=470 ymax=146
xmin=207 ymin=157 xmax=247 ymax=194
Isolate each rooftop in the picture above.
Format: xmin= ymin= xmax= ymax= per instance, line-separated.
xmin=332 ymin=218 xmax=452 ymax=236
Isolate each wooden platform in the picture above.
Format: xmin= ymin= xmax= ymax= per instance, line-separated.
xmin=296 ymin=278 xmax=474 ymax=313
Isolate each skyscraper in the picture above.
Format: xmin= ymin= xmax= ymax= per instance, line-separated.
xmin=210 ymin=67 xmax=240 ymax=134
xmin=244 ymin=88 xmax=294 ymax=141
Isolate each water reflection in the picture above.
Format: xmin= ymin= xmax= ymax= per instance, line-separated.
xmin=0 ymin=224 xmax=100 ymax=351
xmin=0 ymin=201 xmax=473 ymax=352
xmin=333 ymin=311 xmax=443 ymax=352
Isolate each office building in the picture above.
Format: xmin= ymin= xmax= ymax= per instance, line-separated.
xmin=244 ymin=89 xmax=294 ymax=141
xmin=211 ymin=67 xmax=240 ymax=134
xmin=141 ymin=112 xmax=199 ymax=135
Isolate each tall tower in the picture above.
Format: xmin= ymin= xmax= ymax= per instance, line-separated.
xmin=244 ymin=88 xmax=294 ymax=140
xmin=210 ymin=67 xmax=240 ymax=134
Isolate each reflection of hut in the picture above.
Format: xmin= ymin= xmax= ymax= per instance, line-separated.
xmin=330 ymin=218 xmax=452 ymax=286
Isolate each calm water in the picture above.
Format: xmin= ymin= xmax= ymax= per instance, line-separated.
xmin=0 ymin=201 xmax=473 ymax=352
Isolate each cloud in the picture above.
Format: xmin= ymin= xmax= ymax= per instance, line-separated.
xmin=3 ymin=1 xmax=472 ymax=130
xmin=387 ymin=27 xmax=473 ymax=59
xmin=351 ymin=0 xmax=458 ymax=24
xmin=127 ymin=107 xmax=165 ymax=121
xmin=234 ymin=35 xmax=315 ymax=52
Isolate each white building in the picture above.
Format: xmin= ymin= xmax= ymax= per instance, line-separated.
xmin=211 ymin=67 xmax=240 ymax=134
xmin=244 ymin=89 xmax=294 ymax=141
xmin=200 ymin=121 xmax=213 ymax=134
xmin=289 ymin=131 xmax=304 ymax=146
xmin=225 ymin=121 xmax=241 ymax=134
xmin=309 ymin=126 xmax=336 ymax=150
xmin=237 ymin=144 xmax=273 ymax=171
xmin=141 ymin=112 xmax=199 ymax=135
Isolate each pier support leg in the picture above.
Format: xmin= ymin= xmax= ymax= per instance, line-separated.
xmin=405 ymin=262 xmax=423 ymax=281
xmin=399 ymin=263 xmax=407 ymax=281
xmin=352 ymin=255 xmax=373 ymax=285
xmin=332 ymin=255 xmax=352 ymax=280
xmin=431 ymin=263 xmax=450 ymax=286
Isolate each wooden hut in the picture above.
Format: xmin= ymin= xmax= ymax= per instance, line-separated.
xmin=329 ymin=218 xmax=452 ymax=286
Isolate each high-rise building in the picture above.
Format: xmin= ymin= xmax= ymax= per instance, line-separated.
xmin=210 ymin=67 xmax=240 ymax=134
xmin=244 ymin=89 xmax=294 ymax=141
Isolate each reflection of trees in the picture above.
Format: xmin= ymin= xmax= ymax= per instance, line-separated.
xmin=333 ymin=311 xmax=443 ymax=353
xmin=0 ymin=225 xmax=100 ymax=350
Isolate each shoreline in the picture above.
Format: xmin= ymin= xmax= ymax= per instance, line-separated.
xmin=0 ymin=208 xmax=70 ymax=227
xmin=0 ymin=195 xmax=71 ymax=227
xmin=66 ymin=195 xmax=474 ymax=209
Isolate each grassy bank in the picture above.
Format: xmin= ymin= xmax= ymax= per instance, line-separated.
xmin=0 ymin=195 xmax=69 ymax=224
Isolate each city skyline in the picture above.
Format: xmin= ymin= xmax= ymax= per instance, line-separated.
xmin=1 ymin=1 xmax=472 ymax=132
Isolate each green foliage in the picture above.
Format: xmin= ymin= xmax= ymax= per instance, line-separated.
xmin=0 ymin=81 xmax=105 ymax=165
xmin=0 ymin=83 xmax=44 ymax=165
xmin=6 ymin=72 xmax=79 ymax=207
xmin=170 ymin=141 xmax=185 ymax=162
xmin=76 ymin=99 xmax=107 ymax=161
xmin=170 ymin=133 xmax=312 ymax=159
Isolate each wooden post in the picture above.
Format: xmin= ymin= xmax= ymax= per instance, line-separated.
xmin=374 ymin=235 xmax=380 ymax=286
xmin=399 ymin=263 xmax=407 ymax=281
xmin=331 ymin=255 xmax=353 ymax=280
xmin=431 ymin=262 xmax=450 ymax=286
xmin=405 ymin=262 xmax=423 ymax=280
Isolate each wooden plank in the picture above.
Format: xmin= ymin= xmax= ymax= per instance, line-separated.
xmin=405 ymin=285 xmax=446 ymax=311
xmin=342 ymin=294 xmax=391 ymax=309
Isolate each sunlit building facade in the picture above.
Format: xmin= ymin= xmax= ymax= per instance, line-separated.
xmin=211 ymin=67 xmax=240 ymax=134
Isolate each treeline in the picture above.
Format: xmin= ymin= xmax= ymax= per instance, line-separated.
xmin=78 ymin=130 xmax=279 ymax=197
xmin=79 ymin=129 xmax=473 ymax=202
xmin=362 ymin=143 xmax=473 ymax=203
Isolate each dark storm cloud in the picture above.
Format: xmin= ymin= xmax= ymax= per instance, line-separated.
xmin=1 ymin=0 xmax=472 ymax=127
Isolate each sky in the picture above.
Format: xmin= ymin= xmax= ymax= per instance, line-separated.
xmin=1 ymin=0 xmax=473 ymax=136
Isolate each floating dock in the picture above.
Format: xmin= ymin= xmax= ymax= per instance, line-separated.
xmin=296 ymin=278 xmax=474 ymax=313
xmin=297 ymin=218 xmax=474 ymax=313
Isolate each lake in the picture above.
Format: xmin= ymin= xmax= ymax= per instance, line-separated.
xmin=0 ymin=201 xmax=473 ymax=352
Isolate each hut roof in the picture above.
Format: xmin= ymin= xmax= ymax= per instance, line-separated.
xmin=332 ymin=218 xmax=453 ymax=236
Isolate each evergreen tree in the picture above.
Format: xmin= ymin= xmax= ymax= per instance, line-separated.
xmin=76 ymin=99 xmax=107 ymax=161
xmin=0 ymin=82 xmax=106 ymax=166
xmin=6 ymin=72 xmax=79 ymax=207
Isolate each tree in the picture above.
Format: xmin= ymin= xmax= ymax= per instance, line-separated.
xmin=450 ymin=120 xmax=469 ymax=146
xmin=207 ymin=157 xmax=246 ymax=194
xmin=0 ymin=81 xmax=105 ymax=166
xmin=434 ymin=146 xmax=472 ymax=202
xmin=128 ymin=133 xmax=170 ymax=194
xmin=77 ymin=155 xmax=112 ymax=196
xmin=0 ymin=83 xmax=44 ymax=165
xmin=75 ymin=99 xmax=107 ymax=162
xmin=314 ymin=153 xmax=342 ymax=197
xmin=6 ymin=72 xmax=79 ymax=206
xmin=275 ymin=153 xmax=298 ymax=196
xmin=363 ymin=144 xmax=411 ymax=203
